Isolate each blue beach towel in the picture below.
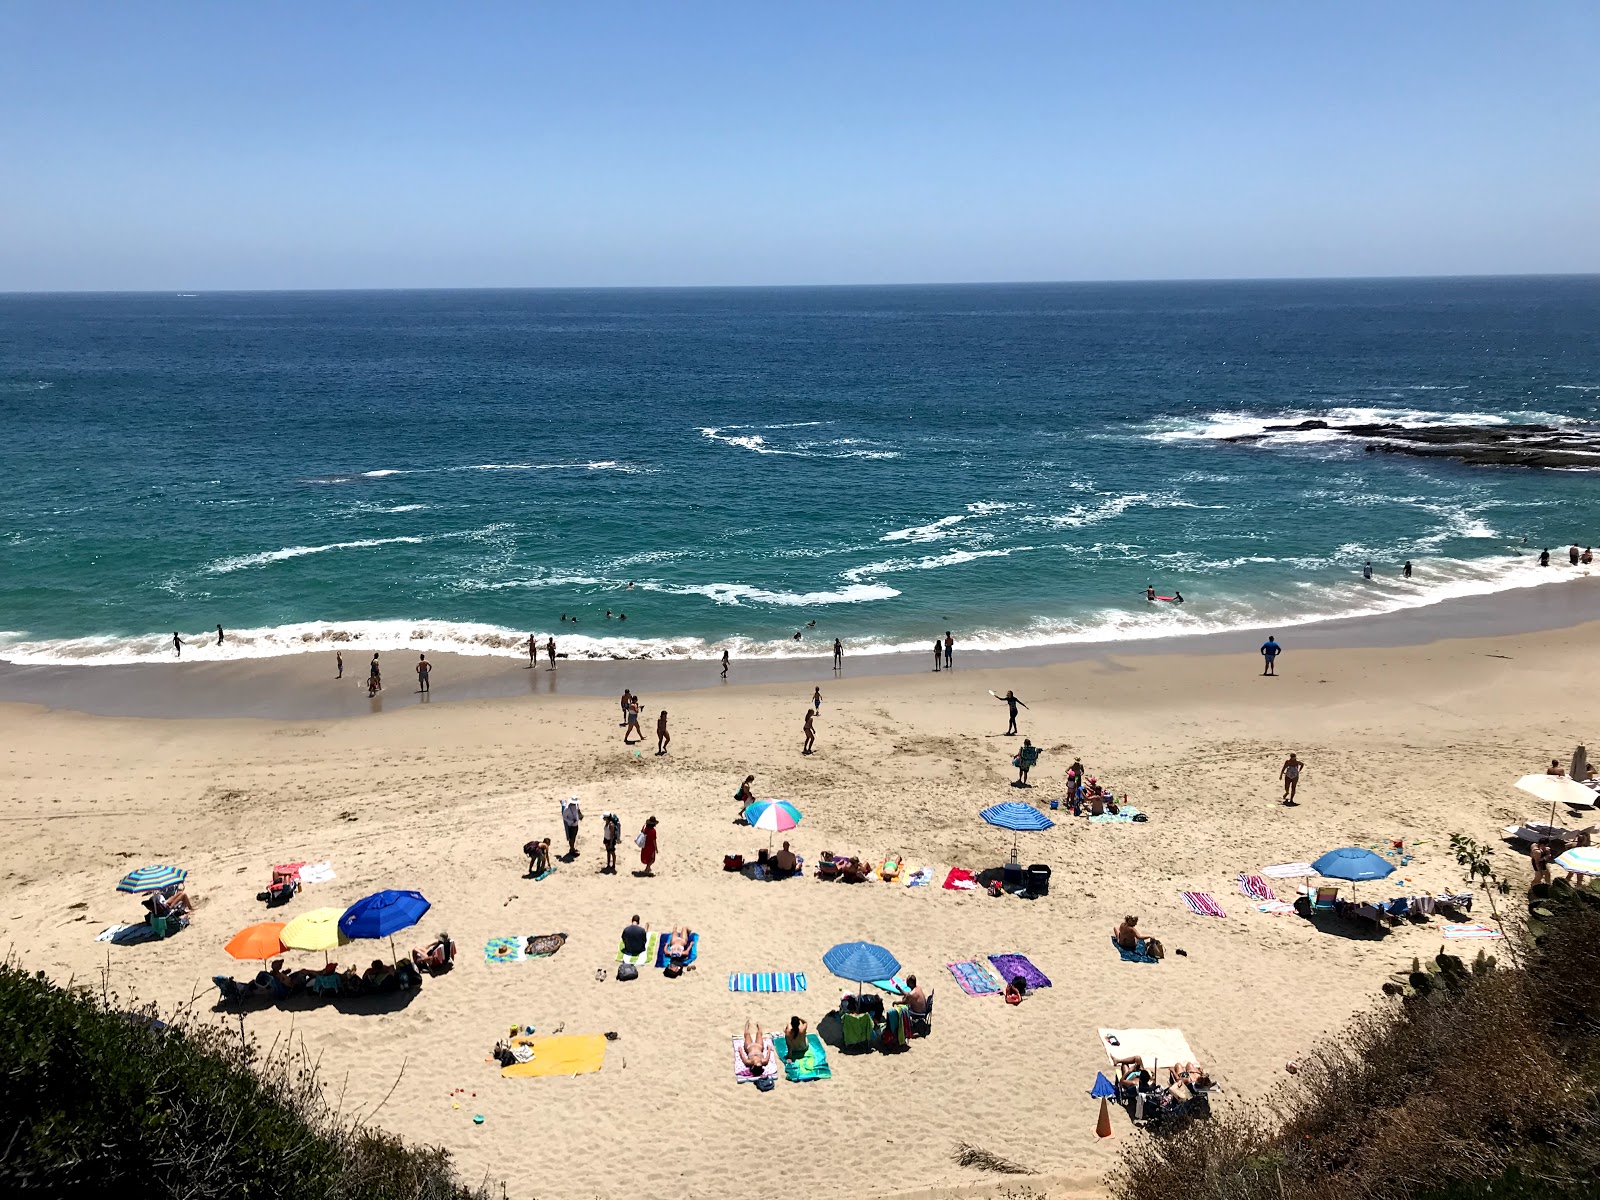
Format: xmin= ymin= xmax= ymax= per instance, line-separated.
xmin=655 ymin=932 xmax=700 ymax=969
xmin=1112 ymin=934 xmax=1158 ymax=964
xmin=728 ymin=971 xmax=807 ymax=993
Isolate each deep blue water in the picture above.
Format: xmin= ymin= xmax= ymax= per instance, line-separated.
xmin=2 ymin=278 xmax=1598 ymax=666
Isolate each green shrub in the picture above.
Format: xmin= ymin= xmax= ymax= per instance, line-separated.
xmin=0 ymin=962 xmax=501 ymax=1199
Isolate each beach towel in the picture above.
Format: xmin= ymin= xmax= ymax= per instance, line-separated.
xmin=271 ymin=861 xmax=305 ymax=881
xmin=618 ymin=931 xmax=660 ymax=965
xmin=732 ymin=1035 xmax=780 ymax=1083
xmin=525 ymin=933 xmax=567 ymax=958
xmin=879 ymin=856 xmax=903 ymax=881
xmin=1261 ymin=862 xmax=1315 ymax=879
xmin=1253 ymin=901 xmax=1297 ymax=916
xmin=96 ymin=923 xmax=156 ymax=945
xmin=1088 ymin=805 xmax=1143 ymax=824
xmin=500 ymin=1034 xmax=607 ymax=1079
xmin=1442 ymin=922 xmax=1503 ymax=939
xmin=484 ymin=936 xmax=525 ymax=964
xmin=1180 ymin=891 xmax=1227 ymax=918
xmin=728 ymin=971 xmax=806 ymax=993
xmin=870 ymin=974 xmax=911 ymax=995
xmin=989 ymin=953 xmax=1051 ymax=989
xmin=1236 ymin=874 xmax=1277 ymax=902
xmin=905 ymin=866 xmax=935 ymax=887
xmin=1112 ymin=934 xmax=1158 ymax=964
xmin=530 ymin=866 xmax=556 ymax=882
xmin=655 ymin=932 xmax=700 ymax=969
xmin=942 ymin=868 xmax=978 ymax=891
xmin=1099 ymin=1028 xmax=1205 ymax=1075
xmin=946 ymin=959 xmax=1004 ymax=996
xmin=775 ymin=1032 xmax=831 ymax=1082
xmin=298 ymin=861 xmax=336 ymax=884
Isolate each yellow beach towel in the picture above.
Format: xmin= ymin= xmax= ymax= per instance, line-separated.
xmin=500 ymin=1034 xmax=607 ymax=1079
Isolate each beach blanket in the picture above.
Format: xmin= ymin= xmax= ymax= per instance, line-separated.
xmin=1237 ymin=874 xmax=1277 ymax=902
xmin=1254 ymin=901 xmax=1298 ymax=916
xmin=728 ymin=971 xmax=806 ymax=993
xmin=96 ymin=923 xmax=157 ymax=945
xmin=271 ymin=861 xmax=305 ymax=881
xmin=989 ymin=953 xmax=1051 ymax=989
xmin=942 ymin=868 xmax=978 ymax=891
xmin=1112 ymin=934 xmax=1158 ymax=964
xmin=525 ymin=933 xmax=567 ymax=958
xmin=732 ymin=1035 xmax=780 ymax=1083
xmin=298 ymin=861 xmax=336 ymax=884
xmin=1261 ymin=862 xmax=1315 ymax=879
xmin=1099 ymin=1028 xmax=1203 ymax=1074
xmin=618 ymin=931 xmax=660 ymax=965
xmin=870 ymin=974 xmax=911 ymax=995
xmin=500 ymin=1034 xmax=606 ymax=1079
xmin=655 ymin=932 xmax=700 ymax=969
xmin=1088 ymin=805 xmax=1143 ymax=824
xmin=905 ymin=867 xmax=935 ymax=887
xmin=774 ymin=1032 xmax=831 ymax=1082
xmin=484 ymin=936 xmax=525 ymax=964
xmin=530 ymin=866 xmax=556 ymax=882
xmin=946 ymin=959 xmax=1004 ymax=996
xmin=1180 ymin=891 xmax=1227 ymax=918
xmin=1442 ymin=922 xmax=1503 ymax=939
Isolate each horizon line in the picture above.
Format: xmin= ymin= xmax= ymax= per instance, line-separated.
xmin=3 ymin=271 xmax=1598 ymax=298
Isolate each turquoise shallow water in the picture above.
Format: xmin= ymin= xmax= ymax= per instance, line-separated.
xmin=2 ymin=278 xmax=1597 ymax=666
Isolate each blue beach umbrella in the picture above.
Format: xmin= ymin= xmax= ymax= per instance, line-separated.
xmin=1090 ymin=1071 xmax=1117 ymax=1099
xmin=823 ymin=941 xmax=901 ymax=997
xmin=339 ymin=889 xmax=431 ymax=959
xmin=980 ymin=801 xmax=1055 ymax=861
xmin=1311 ymin=848 xmax=1396 ymax=883
xmin=116 ymin=865 xmax=188 ymax=894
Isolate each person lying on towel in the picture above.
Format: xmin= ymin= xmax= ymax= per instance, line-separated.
xmin=739 ymin=1021 xmax=771 ymax=1072
xmin=665 ymin=925 xmax=694 ymax=962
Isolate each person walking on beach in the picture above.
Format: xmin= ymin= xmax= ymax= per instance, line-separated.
xmin=812 ymin=686 xmax=822 ymax=712
xmin=527 ymin=634 xmax=536 ymax=667
xmin=655 ymin=710 xmax=671 ymax=756
xmin=416 ymin=654 xmax=431 ymax=693
xmin=638 ymin=816 xmax=659 ymax=876
xmin=996 ymin=689 xmax=1027 ymax=735
xmin=944 ymin=631 xmax=953 ymax=670
xmin=734 ymin=774 xmax=755 ymax=824
xmin=561 ymin=796 xmax=583 ymax=858
xmin=623 ymin=697 xmax=643 ymax=744
xmin=336 ymin=650 xmax=343 ymax=679
xmin=1260 ymin=636 xmax=1281 ymax=676
xmin=216 ymin=624 xmax=224 ymax=645
xmin=1013 ymin=738 xmax=1040 ymax=787
xmin=602 ymin=811 xmax=622 ymax=873
xmin=721 ymin=649 xmax=729 ymax=679
xmin=803 ymin=709 xmax=816 ymax=755
xmin=172 ymin=632 xmax=184 ymax=658
xmin=546 ymin=636 xmax=556 ymax=669
xmin=619 ymin=689 xmax=632 ymax=726
xmin=932 ymin=637 xmax=943 ymax=672
xmin=1403 ymin=560 xmax=1413 ymax=579
xmin=369 ymin=653 xmax=382 ymax=691
xmin=833 ymin=638 xmax=843 ymax=671
xmin=1279 ymin=752 xmax=1303 ymax=806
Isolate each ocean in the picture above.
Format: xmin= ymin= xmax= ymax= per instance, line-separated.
xmin=2 ymin=277 xmax=1597 ymax=668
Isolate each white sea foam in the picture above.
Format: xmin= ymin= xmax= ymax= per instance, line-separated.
xmin=699 ymin=425 xmax=901 ymax=460
xmin=880 ymin=515 xmax=966 ymax=542
xmin=362 ymin=469 xmax=403 ymax=478
xmin=843 ymin=547 xmax=1029 ymax=581
xmin=204 ymin=536 xmax=433 ymax=573
xmin=1142 ymin=405 xmax=1582 ymax=453
xmin=639 ymin=581 xmax=900 ymax=606
xmin=1026 ymin=493 xmax=1150 ymax=528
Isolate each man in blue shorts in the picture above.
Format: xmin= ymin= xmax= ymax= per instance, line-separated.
xmin=1260 ymin=636 xmax=1281 ymax=676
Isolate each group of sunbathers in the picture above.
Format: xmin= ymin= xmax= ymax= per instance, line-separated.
xmin=1112 ymin=1054 xmax=1214 ymax=1117
xmin=738 ymin=1016 xmax=810 ymax=1072
xmin=621 ymin=917 xmax=695 ymax=974
xmin=213 ymin=933 xmax=455 ymax=1005
xmin=1064 ymin=759 xmax=1123 ymax=814
xmin=817 ymin=851 xmax=886 ymax=882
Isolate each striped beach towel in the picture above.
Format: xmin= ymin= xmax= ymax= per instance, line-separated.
xmin=1237 ymin=874 xmax=1277 ymax=902
xmin=1180 ymin=890 xmax=1227 ymax=918
xmin=1254 ymin=900 xmax=1297 ymax=916
xmin=946 ymin=959 xmax=1004 ymax=996
xmin=728 ymin=971 xmax=806 ymax=993
xmin=1261 ymin=862 xmax=1314 ymax=879
xmin=618 ymin=931 xmax=660 ymax=965
xmin=1442 ymin=922 xmax=1503 ymax=939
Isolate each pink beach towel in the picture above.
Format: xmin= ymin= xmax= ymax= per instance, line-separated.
xmin=1180 ymin=890 xmax=1227 ymax=918
xmin=942 ymin=868 xmax=978 ymax=891
xmin=1236 ymin=874 xmax=1276 ymax=902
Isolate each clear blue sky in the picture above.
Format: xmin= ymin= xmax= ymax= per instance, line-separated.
xmin=3 ymin=2 xmax=1596 ymax=290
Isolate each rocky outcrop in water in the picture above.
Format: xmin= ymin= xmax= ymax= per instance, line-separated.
xmin=1225 ymin=420 xmax=1600 ymax=469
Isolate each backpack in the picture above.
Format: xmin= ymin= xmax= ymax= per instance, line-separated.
xmin=723 ymin=854 xmax=745 ymax=872
xmin=1144 ymin=938 xmax=1166 ymax=960
xmin=616 ymin=963 xmax=638 ymax=982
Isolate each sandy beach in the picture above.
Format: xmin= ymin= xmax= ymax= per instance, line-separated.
xmin=4 ymin=612 xmax=1595 ymax=1200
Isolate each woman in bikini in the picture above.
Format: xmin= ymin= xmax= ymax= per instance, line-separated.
xmin=785 ymin=1015 xmax=809 ymax=1059
xmin=739 ymin=1020 xmax=771 ymax=1072
xmin=734 ymin=774 xmax=755 ymax=824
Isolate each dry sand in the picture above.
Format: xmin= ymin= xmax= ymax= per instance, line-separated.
xmin=3 ymin=619 xmax=1594 ymax=1200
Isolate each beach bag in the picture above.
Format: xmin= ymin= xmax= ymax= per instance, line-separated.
xmin=1144 ymin=938 xmax=1166 ymax=961
xmin=636 ymin=831 xmax=648 ymax=849
xmin=523 ymin=840 xmax=540 ymax=858
xmin=723 ymin=854 xmax=745 ymax=872
xmin=616 ymin=963 xmax=638 ymax=982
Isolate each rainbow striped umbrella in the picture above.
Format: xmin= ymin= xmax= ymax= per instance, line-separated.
xmin=1554 ymin=846 xmax=1600 ymax=876
xmin=744 ymin=799 xmax=802 ymax=832
xmin=116 ymin=865 xmax=188 ymax=894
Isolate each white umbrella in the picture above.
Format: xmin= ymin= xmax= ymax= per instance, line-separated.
xmin=1514 ymin=773 xmax=1597 ymax=830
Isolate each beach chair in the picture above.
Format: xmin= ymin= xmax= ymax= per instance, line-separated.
xmin=816 ymin=854 xmax=842 ymax=881
xmin=1311 ymin=886 xmax=1339 ymax=912
xmin=908 ymin=991 xmax=935 ymax=1039
xmin=840 ymin=1010 xmax=876 ymax=1053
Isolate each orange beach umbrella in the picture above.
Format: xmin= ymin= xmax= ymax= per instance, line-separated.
xmin=225 ymin=921 xmax=287 ymax=962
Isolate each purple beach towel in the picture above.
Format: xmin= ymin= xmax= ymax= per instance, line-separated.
xmin=987 ymin=953 xmax=1051 ymax=989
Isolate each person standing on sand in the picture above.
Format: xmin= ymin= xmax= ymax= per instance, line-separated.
xmin=561 ymin=796 xmax=583 ymax=858
xmin=833 ymin=638 xmax=843 ymax=671
xmin=803 ymin=709 xmax=816 ymax=755
xmin=369 ymin=653 xmax=382 ymax=691
xmin=1260 ymin=636 xmax=1280 ymax=676
xmin=619 ymin=689 xmax=632 ymax=726
xmin=172 ymin=632 xmax=184 ymax=658
xmin=527 ymin=634 xmax=536 ymax=667
xmin=639 ymin=816 xmax=659 ymax=876
xmin=734 ymin=775 xmax=755 ymax=824
xmin=216 ymin=624 xmax=224 ymax=645
xmin=623 ymin=697 xmax=643 ymax=744
xmin=336 ymin=650 xmax=343 ymax=679
xmin=602 ymin=812 xmax=622 ymax=874
xmin=721 ymin=649 xmax=729 ymax=679
xmin=996 ymin=689 xmax=1027 ymax=735
xmin=546 ymin=636 xmax=556 ymax=669
xmin=656 ymin=710 xmax=671 ymax=756
xmin=944 ymin=631 xmax=953 ymax=670
xmin=1280 ymin=752 xmax=1303 ymax=806
xmin=932 ymin=637 xmax=943 ymax=672
xmin=813 ymin=686 xmax=822 ymax=712
xmin=416 ymin=654 xmax=431 ymax=693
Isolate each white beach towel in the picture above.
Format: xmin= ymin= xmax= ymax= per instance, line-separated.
xmin=298 ymin=861 xmax=336 ymax=885
xmin=732 ymin=1035 xmax=780 ymax=1083
xmin=1099 ymin=1028 xmax=1202 ymax=1072
xmin=1261 ymin=862 xmax=1315 ymax=879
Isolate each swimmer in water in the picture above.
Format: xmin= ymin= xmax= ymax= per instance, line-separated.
xmin=1173 ymin=591 xmax=1184 ymax=603
xmin=1145 ymin=584 xmax=1156 ymax=602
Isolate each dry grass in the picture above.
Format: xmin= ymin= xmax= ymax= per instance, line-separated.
xmin=952 ymin=1141 xmax=1037 ymax=1175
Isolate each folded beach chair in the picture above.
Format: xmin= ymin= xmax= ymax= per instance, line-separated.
xmin=840 ymin=1010 xmax=876 ymax=1053
xmin=775 ymin=1032 xmax=832 ymax=1082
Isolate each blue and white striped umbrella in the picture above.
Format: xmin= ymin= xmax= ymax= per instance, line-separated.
xmin=980 ymin=801 xmax=1055 ymax=860
xmin=116 ymin=864 xmax=188 ymax=894
xmin=1554 ymin=846 xmax=1600 ymax=875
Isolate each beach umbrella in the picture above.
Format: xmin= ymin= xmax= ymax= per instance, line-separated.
xmin=338 ymin=889 xmax=430 ymax=960
xmin=116 ymin=864 xmax=187 ymax=894
xmin=225 ymin=921 xmax=287 ymax=962
xmin=744 ymin=799 xmax=802 ymax=847
xmin=280 ymin=907 xmax=349 ymax=961
xmin=980 ymin=801 xmax=1054 ymax=862
xmin=1515 ymin=773 xmax=1598 ymax=830
xmin=1553 ymin=846 xmax=1600 ymax=877
xmin=1091 ymin=1071 xmax=1117 ymax=1138
xmin=1311 ymin=848 xmax=1396 ymax=882
xmin=823 ymin=941 xmax=901 ymax=997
